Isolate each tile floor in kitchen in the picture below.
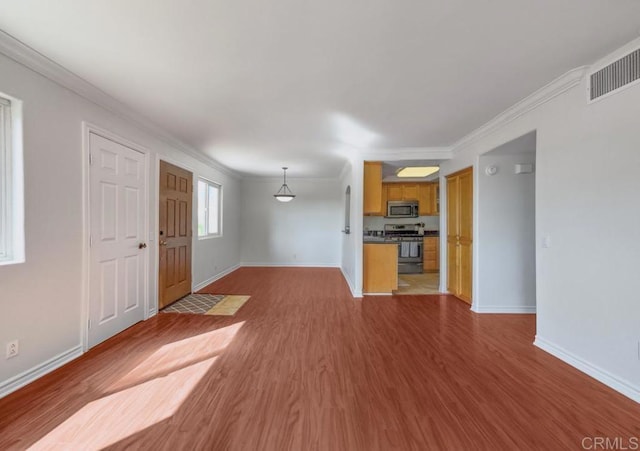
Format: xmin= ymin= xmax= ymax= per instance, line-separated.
xmin=394 ymin=272 xmax=440 ymax=295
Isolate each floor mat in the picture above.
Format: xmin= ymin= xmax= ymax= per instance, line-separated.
xmin=205 ymin=295 xmax=251 ymax=316
xmin=161 ymin=293 xmax=225 ymax=314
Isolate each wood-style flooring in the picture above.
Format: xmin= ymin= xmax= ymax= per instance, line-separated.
xmin=1 ymin=267 xmax=639 ymax=450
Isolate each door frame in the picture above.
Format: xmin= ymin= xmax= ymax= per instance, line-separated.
xmin=155 ymin=156 xmax=196 ymax=311
xmin=81 ymin=122 xmax=150 ymax=352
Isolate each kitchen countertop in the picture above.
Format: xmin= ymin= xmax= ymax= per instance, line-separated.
xmin=363 ymin=232 xmax=439 ymax=243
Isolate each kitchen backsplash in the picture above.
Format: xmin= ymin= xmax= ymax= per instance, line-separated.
xmin=364 ymin=215 xmax=439 ymax=232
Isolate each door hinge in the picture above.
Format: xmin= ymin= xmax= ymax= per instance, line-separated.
xmin=89 ymin=235 xmax=93 ymax=247
xmin=88 ymin=319 xmax=92 ymax=330
xmin=89 ymin=152 xmax=93 ymax=165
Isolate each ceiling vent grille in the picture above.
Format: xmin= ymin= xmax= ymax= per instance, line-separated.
xmin=589 ymin=48 xmax=640 ymax=101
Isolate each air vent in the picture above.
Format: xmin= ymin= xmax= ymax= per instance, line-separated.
xmin=589 ymin=48 xmax=640 ymax=101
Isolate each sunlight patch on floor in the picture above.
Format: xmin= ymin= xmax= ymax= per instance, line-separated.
xmin=30 ymin=356 xmax=218 ymax=450
xmin=30 ymin=321 xmax=246 ymax=449
xmin=108 ymin=321 xmax=245 ymax=392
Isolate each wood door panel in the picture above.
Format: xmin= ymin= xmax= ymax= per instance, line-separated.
xmin=179 ymin=201 xmax=188 ymax=236
xmin=159 ymin=161 xmax=193 ymax=309
xmin=459 ymin=170 xmax=473 ymax=240
xmin=447 ymin=240 xmax=458 ymax=294
xmin=446 ymin=167 xmax=472 ymax=303
xmin=459 ymin=242 xmax=473 ymax=303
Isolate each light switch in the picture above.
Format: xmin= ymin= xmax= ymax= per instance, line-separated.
xmin=542 ymin=235 xmax=551 ymax=248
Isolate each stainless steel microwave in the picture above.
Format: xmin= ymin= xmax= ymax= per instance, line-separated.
xmin=386 ymin=201 xmax=419 ymax=218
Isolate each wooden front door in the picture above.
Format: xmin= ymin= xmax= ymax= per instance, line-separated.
xmin=159 ymin=161 xmax=193 ymax=309
xmin=446 ymin=167 xmax=473 ymax=304
xmin=89 ymin=133 xmax=147 ymax=347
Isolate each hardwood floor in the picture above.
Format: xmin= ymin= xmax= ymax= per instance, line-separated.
xmin=1 ymin=267 xmax=639 ymax=450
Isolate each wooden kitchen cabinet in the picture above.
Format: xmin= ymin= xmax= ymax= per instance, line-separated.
xmin=446 ymin=167 xmax=473 ymax=304
xmin=363 ymin=244 xmax=398 ymax=293
xmin=386 ymin=184 xmax=403 ymax=201
xmin=384 ymin=182 xmax=439 ymax=216
xmin=418 ymin=184 xmax=433 ymax=215
xmin=423 ymin=236 xmax=439 ymax=272
xmin=402 ymin=184 xmax=419 ymax=200
xmin=363 ymin=162 xmax=383 ymax=215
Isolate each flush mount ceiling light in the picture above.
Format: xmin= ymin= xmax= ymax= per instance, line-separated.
xmin=396 ymin=166 xmax=439 ymax=178
xmin=274 ymin=167 xmax=296 ymax=202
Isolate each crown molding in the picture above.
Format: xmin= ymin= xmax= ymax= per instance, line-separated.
xmin=0 ymin=30 xmax=240 ymax=179
xmin=359 ymin=147 xmax=453 ymax=161
xmin=241 ymin=175 xmax=340 ymax=183
xmin=452 ymin=66 xmax=588 ymax=154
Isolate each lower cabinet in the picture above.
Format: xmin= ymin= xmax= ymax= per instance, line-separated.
xmin=363 ymin=244 xmax=398 ymax=293
xmin=423 ymin=237 xmax=439 ymax=272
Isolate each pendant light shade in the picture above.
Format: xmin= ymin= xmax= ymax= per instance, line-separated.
xmin=274 ymin=167 xmax=296 ymax=202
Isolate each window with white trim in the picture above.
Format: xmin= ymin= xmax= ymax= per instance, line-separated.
xmin=197 ymin=179 xmax=222 ymax=237
xmin=0 ymin=93 xmax=24 ymax=265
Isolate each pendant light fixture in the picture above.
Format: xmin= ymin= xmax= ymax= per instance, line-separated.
xmin=273 ymin=167 xmax=296 ymax=202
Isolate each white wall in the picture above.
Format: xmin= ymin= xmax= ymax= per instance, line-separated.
xmin=0 ymin=51 xmax=241 ymax=393
xmin=240 ymin=178 xmax=342 ymax=267
xmin=339 ymin=161 xmax=357 ymax=295
xmin=476 ymin=150 xmax=536 ymax=313
xmin=439 ymin=39 xmax=640 ymax=401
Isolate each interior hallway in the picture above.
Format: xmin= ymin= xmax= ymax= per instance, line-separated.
xmin=0 ymin=267 xmax=638 ymax=450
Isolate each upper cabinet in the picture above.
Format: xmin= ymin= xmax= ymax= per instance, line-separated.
xmin=385 ymin=182 xmax=439 ymax=216
xmin=363 ymin=162 xmax=383 ymax=215
xmin=363 ymin=163 xmax=440 ymax=216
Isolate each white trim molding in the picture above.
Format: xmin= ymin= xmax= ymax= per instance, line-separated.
xmin=240 ymin=262 xmax=340 ymax=268
xmin=472 ymin=305 xmax=536 ymax=314
xmin=534 ymin=336 xmax=640 ymax=403
xmin=193 ymin=263 xmax=241 ymax=292
xmin=0 ymin=345 xmax=83 ymax=399
xmin=340 ymin=267 xmax=362 ymax=298
xmin=0 ymin=30 xmax=239 ymax=179
xmin=453 ymin=66 xmax=588 ymax=153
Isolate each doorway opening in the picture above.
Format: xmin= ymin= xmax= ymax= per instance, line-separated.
xmin=475 ymin=131 xmax=537 ymax=313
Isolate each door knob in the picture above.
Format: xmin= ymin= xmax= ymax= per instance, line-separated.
xmin=159 ymin=240 xmax=167 ymax=246
xmin=138 ymin=242 xmax=147 ymax=249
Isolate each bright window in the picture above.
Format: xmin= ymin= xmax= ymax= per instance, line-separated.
xmin=197 ymin=179 xmax=221 ymax=238
xmin=0 ymin=93 xmax=24 ymax=265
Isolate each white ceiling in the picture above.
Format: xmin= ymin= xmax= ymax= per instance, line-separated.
xmin=0 ymin=1 xmax=639 ymax=177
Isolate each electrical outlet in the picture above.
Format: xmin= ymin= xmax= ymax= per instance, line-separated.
xmin=6 ymin=340 xmax=19 ymax=359
xmin=293 ymin=253 xmax=297 ymax=260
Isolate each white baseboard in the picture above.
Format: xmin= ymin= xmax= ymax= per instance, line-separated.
xmin=240 ymin=262 xmax=340 ymax=268
xmin=0 ymin=345 xmax=83 ymax=399
xmin=339 ymin=267 xmax=362 ymax=298
xmin=193 ymin=263 xmax=241 ymax=291
xmin=472 ymin=305 xmax=536 ymax=314
xmin=534 ymin=336 xmax=640 ymax=403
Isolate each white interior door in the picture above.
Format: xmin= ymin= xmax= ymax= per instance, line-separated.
xmin=89 ymin=132 xmax=147 ymax=348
